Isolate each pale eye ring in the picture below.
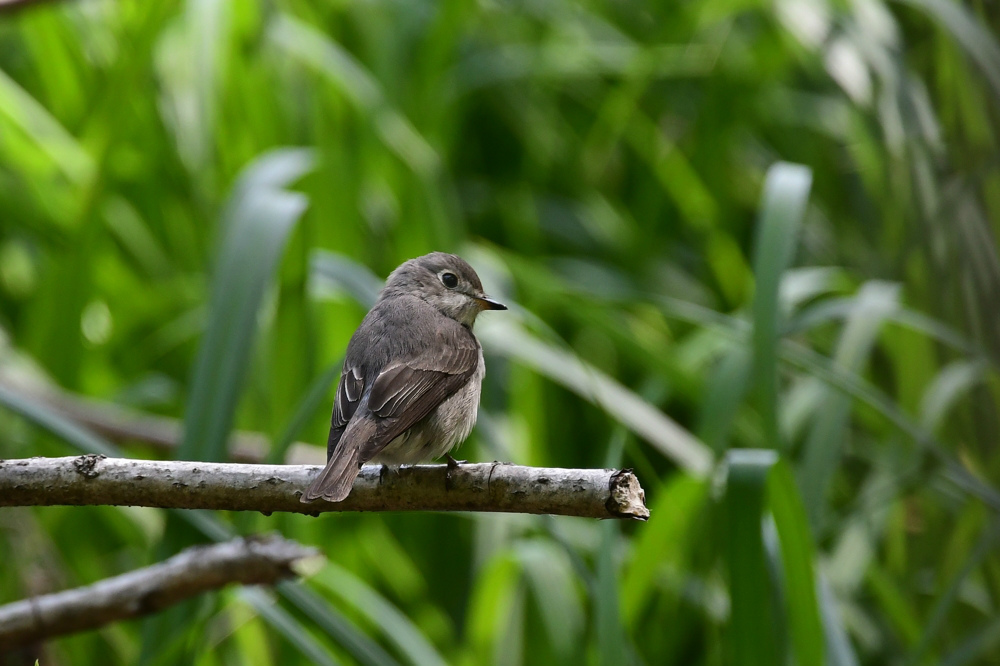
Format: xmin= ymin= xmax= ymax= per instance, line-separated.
xmin=440 ymin=272 xmax=459 ymax=289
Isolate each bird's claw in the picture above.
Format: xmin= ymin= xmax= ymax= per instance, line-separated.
xmin=444 ymin=454 xmax=466 ymax=490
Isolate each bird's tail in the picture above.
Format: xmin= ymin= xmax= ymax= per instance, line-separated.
xmin=301 ymin=448 xmax=361 ymax=502
xmin=301 ymin=418 xmax=375 ymax=503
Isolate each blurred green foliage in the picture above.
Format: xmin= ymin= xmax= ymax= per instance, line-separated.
xmin=1 ymin=0 xmax=999 ymax=664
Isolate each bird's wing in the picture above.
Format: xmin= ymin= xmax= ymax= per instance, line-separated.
xmin=325 ymin=363 xmax=364 ymax=460
xmin=359 ymin=341 xmax=479 ymax=460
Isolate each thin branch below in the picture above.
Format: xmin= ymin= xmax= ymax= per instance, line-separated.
xmin=0 ymin=455 xmax=649 ymax=520
xmin=0 ymin=378 xmax=273 ymax=463
xmin=0 ymin=535 xmax=320 ymax=648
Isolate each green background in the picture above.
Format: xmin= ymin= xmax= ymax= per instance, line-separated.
xmin=1 ymin=0 xmax=999 ymax=664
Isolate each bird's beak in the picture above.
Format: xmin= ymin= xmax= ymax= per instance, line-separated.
xmin=476 ymin=295 xmax=507 ymax=311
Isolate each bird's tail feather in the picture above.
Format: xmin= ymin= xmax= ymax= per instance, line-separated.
xmin=301 ymin=447 xmax=361 ymax=503
xmin=302 ymin=417 xmax=378 ymax=503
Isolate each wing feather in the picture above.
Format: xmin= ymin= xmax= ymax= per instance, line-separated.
xmin=360 ymin=344 xmax=479 ymax=460
xmin=328 ymin=364 xmax=364 ymax=460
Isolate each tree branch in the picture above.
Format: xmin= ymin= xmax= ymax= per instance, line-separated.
xmin=0 ymin=535 xmax=320 ymax=648
xmin=0 ymin=455 xmax=650 ymax=520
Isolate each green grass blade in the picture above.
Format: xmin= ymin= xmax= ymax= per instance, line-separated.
xmin=919 ymin=360 xmax=989 ymax=432
xmin=894 ymin=0 xmax=1000 ymax=102
xmin=799 ymin=281 xmax=899 ymax=524
xmin=0 ymin=66 xmax=94 ymax=186
xmin=0 ymin=383 xmax=118 ymax=457
xmin=310 ymin=250 xmax=381 ymax=308
xmin=940 ymin=616 xmax=1000 ymax=666
xmin=768 ymin=460 xmax=826 ymax=666
xmin=750 ymin=162 xmax=812 ymax=451
xmin=312 ymin=563 xmax=448 ymax=666
xmin=906 ymin=520 xmax=1000 ymax=666
xmin=698 ymin=347 xmax=752 ymax=451
xmin=240 ymin=588 xmax=341 ymax=666
xmin=725 ymin=451 xmax=832 ymax=665
xmin=724 ymin=448 xmax=780 ymax=666
xmin=817 ymin=575 xmax=860 ymax=666
xmin=657 ymin=290 xmax=1000 ymax=515
xmin=515 ymin=540 xmax=585 ymax=661
xmin=866 ymin=565 xmax=922 ymax=648
xmin=465 ymin=554 xmax=524 ymax=665
xmin=178 ymin=148 xmax=314 ymax=462
xmin=596 ymin=520 xmax=628 ymax=666
xmin=268 ymin=15 xmax=439 ymax=177
xmin=621 ymin=475 xmax=709 ymax=624
xmin=479 ymin=318 xmax=714 ymax=476
xmin=267 ymin=361 xmax=342 ymax=463
xmin=279 ymin=582 xmax=402 ymax=666
xmin=152 ymin=147 xmax=313 ymax=659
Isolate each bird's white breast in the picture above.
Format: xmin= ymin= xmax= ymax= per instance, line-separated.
xmin=372 ymin=346 xmax=485 ymax=465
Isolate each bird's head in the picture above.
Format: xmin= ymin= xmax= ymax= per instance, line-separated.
xmin=382 ymin=252 xmax=507 ymax=327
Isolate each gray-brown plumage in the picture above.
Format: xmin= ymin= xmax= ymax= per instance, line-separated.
xmin=301 ymin=252 xmax=506 ymax=503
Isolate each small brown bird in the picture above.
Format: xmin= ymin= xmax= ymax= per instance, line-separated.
xmin=301 ymin=252 xmax=506 ymax=503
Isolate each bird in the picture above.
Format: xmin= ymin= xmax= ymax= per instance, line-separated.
xmin=301 ymin=252 xmax=507 ymax=503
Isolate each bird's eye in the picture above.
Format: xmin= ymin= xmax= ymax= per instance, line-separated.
xmin=440 ymin=272 xmax=459 ymax=289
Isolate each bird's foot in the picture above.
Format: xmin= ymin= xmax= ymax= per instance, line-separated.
xmin=378 ymin=464 xmax=402 ymax=486
xmin=445 ymin=454 xmax=466 ymax=491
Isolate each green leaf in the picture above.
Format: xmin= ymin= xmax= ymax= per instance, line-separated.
xmin=725 ymin=450 xmax=831 ymax=666
xmin=817 ymin=576 xmax=860 ymax=666
xmin=866 ymin=564 xmax=922 ymax=647
xmin=596 ymin=520 xmax=629 ymax=666
xmin=516 ymin=540 xmax=585 ymax=660
xmin=621 ymin=474 xmax=709 ymax=624
xmin=750 ymin=162 xmax=812 ymax=451
xmin=769 ymin=461 xmax=826 ymax=666
xmin=0 ymin=382 xmax=118 ymax=457
xmin=906 ymin=520 xmax=1000 ymax=666
xmin=919 ymin=360 xmax=988 ymax=432
xmin=267 ymin=361 xmax=342 ymax=463
xmin=268 ymin=15 xmax=439 ymax=177
xmin=0 ymin=66 xmax=94 ymax=186
xmin=178 ymin=148 xmax=314 ymax=462
xmin=313 ymin=564 xmax=448 ymax=666
xmin=698 ymin=347 xmax=752 ymax=451
xmin=894 ymin=0 xmax=1000 ymax=103
xmin=725 ymin=449 xmax=781 ymax=666
xmin=478 ymin=318 xmax=714 ymax=476
xmin=310 ymin=250 xmax=381 ymax=308
xmin=940 ymin=616 xmax=1000 ymax=666
xmin=466 ymin=553 xmax=525 ymax=665
xmin=279 ymin=582 xmax=402 ymax=666
xmin=798 ymin=281 xmax=899 ymax=524
xmin=240 ymin=588 xmax=341 ymax=666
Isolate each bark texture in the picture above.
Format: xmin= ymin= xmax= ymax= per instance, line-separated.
xmin=0 ymin=535 xmax=319 ymax=648
xmin=0 ymin=455 xmax=650 ymax=520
